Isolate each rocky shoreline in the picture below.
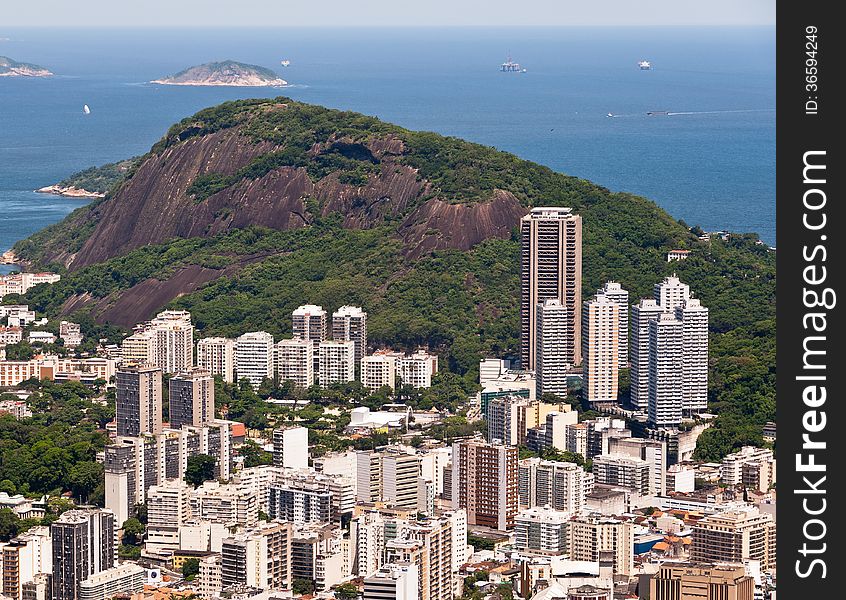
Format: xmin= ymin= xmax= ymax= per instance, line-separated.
xmin=150 ymin=78 xmax=287 ymax=87
xmin=35 ymin=185 xmax=105 ymax=199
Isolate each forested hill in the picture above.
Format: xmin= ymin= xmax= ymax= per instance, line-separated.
xmin=11 ymin=98 xmax=775 ymax=460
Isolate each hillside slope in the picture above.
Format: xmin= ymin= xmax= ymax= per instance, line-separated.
xmin=12 ymin=98 xmax=775 ymax=460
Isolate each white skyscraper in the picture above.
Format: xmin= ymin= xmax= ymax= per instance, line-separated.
xmin=332 ymin=306 xmax=367 ymax=368
xmin=581 ymin=293 xmax=620 ymax=407
xmin=275 ymin=338 xmax=315 ymax=388
xmin=149 ymin=310 xmax=194 ymax=374
xmin=536 ymin=298 xmax=570 ymax=398
xmin=235 ymin=331 xmax=274 ymax=390
xmin=597 ymin=281 xmax=629 ymax=364
xmin=675 ymin=298 xmax=709 ymax=413
xmin=197 ymin=337 xmax=236 ymax=383
xmin=292 ymin=304 xmax=328 ymax=344
xmin=318 ymin=340 xmax=355 ymax=385
xmin=647 ymin=313 xmax=684 ymax=428
xmin=629 ymin=299 xmax=665 ymax=410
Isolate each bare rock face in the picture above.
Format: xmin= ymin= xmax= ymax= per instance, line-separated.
xmin=399 ymin=190 xmax=526 ymax=257
xmin=68 ymin=128 xmax=528 ymax=271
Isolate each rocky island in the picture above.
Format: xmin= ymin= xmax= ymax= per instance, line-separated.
xmin=151 ymin=60 xmax=287 ymax=87
xmin=0 ymin=56 xmax=52 ymax=77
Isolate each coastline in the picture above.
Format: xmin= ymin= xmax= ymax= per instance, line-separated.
xmin=35 ymin=185 xmax=105 ymax=199
xmin=149 ymin=79 xmax=287 ymax=87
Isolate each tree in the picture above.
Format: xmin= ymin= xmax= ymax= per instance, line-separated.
xmin=0 ymin=508 xmax=20 ymax=541
xmin=185 ymin=454 xmax=217 ymax=488
xmin=334 ymin=582 xmax=359 ymax=599
xmin=293 ymin=579 xmax=315 ymax=596
xmin=0 ymin=480 xmax=16 ymax=495
xmin=68 ymin=462 xmax=104 ymax=503
xmin=182 ymin=558 xmax=200 ymax=581
xmin=238 ymin=440 xmax=273 ymax=467
xmin=122 ymin=518 xmax=145 ymax=545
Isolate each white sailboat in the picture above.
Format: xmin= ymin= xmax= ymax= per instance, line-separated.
xmin=83 ymin=104 xmax=91 ymax=114
xmin=280 ymin=59 xmax=291 ymax=67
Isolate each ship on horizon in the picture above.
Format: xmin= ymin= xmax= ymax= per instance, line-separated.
xmin=639 ymin=60 xmax=652 ymax=70
xmin=500 ymin=54 xmax=526 ymax=73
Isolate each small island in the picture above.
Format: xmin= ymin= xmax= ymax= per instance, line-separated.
xmin=0 ymin=56 xmax=53 ymax=77
xmin=151 ymin=60 xmax=287 ymax=87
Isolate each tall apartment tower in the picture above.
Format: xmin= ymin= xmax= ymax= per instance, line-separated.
xmin=451 ymin=440 xmax=518 ymax=531
xmin=597 ymin=281 xmax=629 ymax=364
xmin=629 ymin=299 xmax=664 ymax=410
xmin=653 ymin=275 xmax=691 ymax=310
xmin=196 ymin=337 xmax=235 ymax=383
xmin=275 ymin=338 xmax=314 ymax=389
xmin=520 ymin=207 xmax=583 ymax=370
xmin=115 ymin=364 xmax=162 ymax=437
xmin=235 ymin=332 xmax=275 ymax=390
xmin=382 ymin=451 xmax=422 ymax=510
xmin=535 ymin=299 xmax=571 ymax=398
xmin=675 ymin=298 xmax=709 ymax=414
xmin=149 ymin=310 xmax=194 ymax=374
xmin=581 ymin=294 xmax=620 ymax=407
xmin=272 ymin=427 xmax=309 ymax=470
xmin=50 ymin=510 xmax=115 ymax=600
xmin=292 ymin=305 xmax=328 ymax=345
xmin=168 ymin=367 xmax=214 ymax=430
xmin=220 ymin=522 xmax=293 ymax=591
xmin=647 ymin=314 xmax=684 ymax=428
xmin=332 ymin=306 xmax=367 ymax=368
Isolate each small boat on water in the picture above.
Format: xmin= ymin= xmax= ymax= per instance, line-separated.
xmin=280 ymin=59 xmax=291 ymax=67
xmin=607 ymin=113 xmax=614 ymax=117
xmin=639 ymin=60 xmax=652 ymax=70
xmin=500 ymin=54 xmax=525 ymax=72
xmin=647 ymin=110 xmax=669 ymax=116
xmin=83 ymin=104 xmax=91 ymax=114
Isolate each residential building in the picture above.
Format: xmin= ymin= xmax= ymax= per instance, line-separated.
xmin=629 ymin=299 xmax=666 ymax=410
xmin=190 ymin=482 xmax=258 ymax=528
xmin=396 ymin=350 xmax=438 ymax=388
xmin=0 ymin=526 xmax=52 ymax=600
xmin=675 ymin=298 xmax=709 ymax=413
xmin=520 ymin=207 xmax=583 ymax=369
xmin=274 ymin=338 xmax=314 ymax=388
xmin=198 ymin=554 xmax=221 ymax=599
xmin=145 ymin=479 xmax=192 ymax=550
xmin=514 ymin=506 xmax=570 ymax=556
xmin=50 ymin=509 xmax=116 ymax=600
xmin=168 ymin=368 xmax=214 ymax=429
xmin=592 ymin=453 xmax=651 ymax=496
xmin=220 ymin=522 xmax=293 ymax=591
xmin=361 ymin=354 xmax=396 ymax=391
xmin=607 ymin=437 xmax=667 ymax=496
xmin=518 ymin=458 xmax=594 ymax=513
xmin=363 ymin=563 xmax=419 ymax=600
xmin=690 ymin=508 xmax=777 ymax=569
xmin=581 ymin=294 xmax=620 ymax=407
xmin=272 ymin=426 xmax=309 ymax=470
xmin=649 ymin=563 xmax=754 ymax=600
xmin=292 ymin=304 xmax=328 ymax=345
xmin=647 ymin=314 xmax=684 ymax=428
xmin=332 ymin=305 xmax=368 ymax=368
xmin=235 ymin=331 xmax=274 ymax=390
xmin=78 ymin=564 xmax=144 ymax=600
xmin=291 ymin=524 xmax=347 ymax=592
xmin=597 ymin=282 xmax=629 ymax=365
xmin=318 ymin=340 xmax=355 ymax=385
xmin=568 ymin=515 xmax=634 ymax=576
xmin=451 ymin=440 xmax=518 ymax=531
xmin=59 ymin=322 xmax=83 ymax=349
xmin=654 ymin=275 xmax=691 ymax=311
xmin=149 ymin=310 xmax=194 ymax=374
xmin=196 ymin=337 xmax=235 ymax=383
xmin=535 ymin=298 xmax=571 ymax=398
xmin=115 ymin=364 xmax=162 ymax=437
xmin=382 ymin=451 xmax=421 ymax=510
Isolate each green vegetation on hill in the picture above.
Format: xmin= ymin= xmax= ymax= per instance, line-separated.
xmin=11 ymin=99 xmax=775 ymax=460
xmin=56 ymin=156 xmax=143 ymax=194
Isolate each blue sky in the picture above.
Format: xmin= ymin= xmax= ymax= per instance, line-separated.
xmin=3 ymin=0 xmax=775 ymax=27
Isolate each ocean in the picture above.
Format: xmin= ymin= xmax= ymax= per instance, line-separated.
xmin=0 ymin=26 xmax=776 ymax=271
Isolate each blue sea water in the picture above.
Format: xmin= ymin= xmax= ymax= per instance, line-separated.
xmin=0 ymin=26 xmax=775 ymax=267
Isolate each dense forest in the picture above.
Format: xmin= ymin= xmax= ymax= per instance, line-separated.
xmin=11 ymin=98 xmax=775 ymax=461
